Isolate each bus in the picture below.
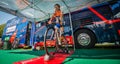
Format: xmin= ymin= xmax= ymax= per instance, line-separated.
xmin=2 ymin=17 xmax=35 ymax=48
xmin=68 ymin=0 xmax=120 ymax=48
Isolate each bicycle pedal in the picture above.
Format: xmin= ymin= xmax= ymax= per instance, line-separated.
xmin=63 ymin=50 xmax=69 ymax=54
xmin=62 ymin=48 xmax=69 ymax=54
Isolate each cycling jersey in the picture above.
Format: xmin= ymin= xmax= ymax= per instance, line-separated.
xmin=52 ymin=10 xmax=63 ymax=28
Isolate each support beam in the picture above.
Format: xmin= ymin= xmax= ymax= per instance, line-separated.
xmin=0 ymin=6 xmax=33 ymax=20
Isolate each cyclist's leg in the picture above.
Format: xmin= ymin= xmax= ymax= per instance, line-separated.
xmin=60 ymin=26 xmax=69 ymax=53
xmin=54 ymin=24 xmax=65 ymax=53
xmin=60 ymin=26 xmax=64 ymax=36
xmin=60 ymin=26 xmax=67 ymax=44
xmin=54 ymin=24 xmax=69 ymax=54
xmin=54 ymin=25 xmax=60 ymax=50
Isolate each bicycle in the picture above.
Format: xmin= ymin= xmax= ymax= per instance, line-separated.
xmin=44 ymin=22 xmax=69 ymax=61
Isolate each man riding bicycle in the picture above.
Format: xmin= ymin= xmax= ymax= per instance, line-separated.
xmin=48 ymin=4 xmax=68 ymax=53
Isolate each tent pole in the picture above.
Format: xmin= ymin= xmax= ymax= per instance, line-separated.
xmin=61 ymin=0 xmax=76 ymax=51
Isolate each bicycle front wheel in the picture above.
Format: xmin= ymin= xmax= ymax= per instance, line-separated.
xmin=44 ymin=28 xmax=55 ymax=55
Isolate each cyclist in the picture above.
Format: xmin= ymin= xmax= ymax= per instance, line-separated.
xmin=48 ymin=4 xmax=69 ymax=53
xmin=48 ymin=4 xmax=63 ymax=34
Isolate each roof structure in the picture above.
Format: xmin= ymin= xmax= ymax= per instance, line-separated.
xmin=0 ymin=0 xmax=111 ymax=21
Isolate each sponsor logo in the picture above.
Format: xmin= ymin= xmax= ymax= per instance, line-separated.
xmin=6 ymin=18 xmax=20 ymax=27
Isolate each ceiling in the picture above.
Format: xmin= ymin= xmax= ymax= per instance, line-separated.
xmin=0 ymin=0 xmax=111 ymax=21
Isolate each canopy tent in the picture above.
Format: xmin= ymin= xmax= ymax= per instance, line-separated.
xmin=0 ymin=0 xmax=111 ymax=21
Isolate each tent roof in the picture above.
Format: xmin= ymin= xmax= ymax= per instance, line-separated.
xmin=0 ymin=0 xmax=111 ymax=21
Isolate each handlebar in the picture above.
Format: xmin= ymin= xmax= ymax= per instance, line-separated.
xmin=46 ymin=22 xmax=56 ymax=28
xmin=45 ymin=20 xmax=65 ymax=28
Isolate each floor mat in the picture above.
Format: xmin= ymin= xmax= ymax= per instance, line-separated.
xmin=14 ymin=52 xmax=72 ymax=64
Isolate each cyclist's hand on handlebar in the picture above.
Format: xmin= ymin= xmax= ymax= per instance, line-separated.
xmin=48 ymin=20 xmax=52 ymax=24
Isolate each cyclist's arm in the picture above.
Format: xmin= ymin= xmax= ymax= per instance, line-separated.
xmin=48 ymin=13 xmax=56 ymax=24
xmin=49 ymin=13 xmax=56 ymax=21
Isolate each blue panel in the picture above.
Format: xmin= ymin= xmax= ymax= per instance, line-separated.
xmin=2 ymin=16 xmax=29 ymax=45
xmin=17 ymin=21 xmax=28 ymax=44
xmin=2 ymin=17 xmax=23 ymax=41
xmin=29 ymin=22 xmax=35 ymax=46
